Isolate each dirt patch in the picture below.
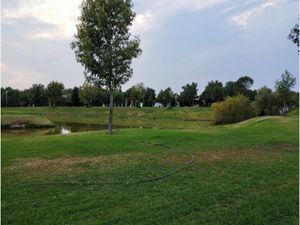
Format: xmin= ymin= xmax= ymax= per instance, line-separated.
xmin=192 ymin=149 xmax=277 ymax=163
xmin=13 ymin=152 xmax=149 ymax=176
xmin=271 ymin=142 xmax=298 ymax=152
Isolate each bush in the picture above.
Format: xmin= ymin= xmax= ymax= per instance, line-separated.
xmin=212 ymin=95 xmax=255 ymax=125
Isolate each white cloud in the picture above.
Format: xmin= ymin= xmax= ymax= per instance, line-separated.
xmin=229 ymin=0 xmax=283 ymax=28
xmin=2 ymin=0 xmax=229 ymax=39
xmin=131 ymin=0 xmax=228 ymax=34
xmin=2 ymin=0 xmax=82 ymax=40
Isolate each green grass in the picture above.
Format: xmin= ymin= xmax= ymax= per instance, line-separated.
xmin=1 ymin=107 xmax=213 ymax=129
xmin=1 ymin=111 xmax=299 ymax=225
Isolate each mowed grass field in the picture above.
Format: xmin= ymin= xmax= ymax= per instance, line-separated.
xmin=1 ymin=107 xmax=299 ymax=225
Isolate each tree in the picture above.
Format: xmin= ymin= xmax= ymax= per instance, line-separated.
xmin=156 ymin=87 xmax=174 ymax=106
xmin=254 ymin=86 xmax=279 ymax=116
xmin=144 ymin=87 xmax=156 ymax=107
xmin=71 ymin=87 xmax=81 ymax=106
xmin=1 ymin=87 xmax=24 ymax=107
xmin=275 ymin=70 xmax=296 ymax=113
xmin=224 ymin=81 xmax=236 ymax=97
xmin=46 ymin=81 xmax=64 ymax=108
xmin=223 ymin=76 xmax=255 ymax=100
xmin=125 ymin=83 xmax=146 ymax=107
xmin=71 ymin=0 xmax=142 ymax=134
xmin=235 ymin=76 xmax=254 ymax=97
xmin=28 ymin=84 xmax=47 ymax=106
xmin=114 ymin=89 xmax=125 ymax=106
xmin=63 ymin=88 xmax=73 ymax=106
xmin=200 ymin=80 xmax=224 ymax=106
xmin=178 ymin=82 xmax=198 ymax=106
xmin=288 ymin=24 xmax=299 ymax=50
xmin=81 ymin=82 xmax=97 ymax=107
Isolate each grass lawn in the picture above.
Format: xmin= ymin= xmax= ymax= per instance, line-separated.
xmin=1 ymin=106 xmax=299 ymax=225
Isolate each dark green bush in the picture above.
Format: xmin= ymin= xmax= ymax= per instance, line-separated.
xmin=212 ymin=95 xmax=255 ymax=125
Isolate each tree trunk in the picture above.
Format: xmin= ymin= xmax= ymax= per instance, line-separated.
xmin=108 ymin=89 xmax=113 ymax=134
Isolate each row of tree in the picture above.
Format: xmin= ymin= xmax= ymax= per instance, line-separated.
xmin=1 ymin=71 xmax=298 ymax=110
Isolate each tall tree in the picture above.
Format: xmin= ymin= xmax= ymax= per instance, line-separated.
xmin=46 ymin=81 xmax=64 ymax=108
xmin=144 ymin=87 xmax=156 ymax=107
xmin=28 ymin=84 xmax=47 ymax=106
xmin=81 ymin=82 xmax=97 ymax=107
xmin=201 ymin=80 xmax=224 ymax=106
xmin=178 ymin=82 xmax=198 ymax=106
xmin=255 ymin=86 xmax=279 ymax=116
xmin=156 ymin=87 xmax=174 ymax=107
xmin=71 ymin=87 xmax=81 ymax=106
xmin=235 ymin=76 xmax=254 ymax=95
xmin=71 ymin=0 xmax=142 ymax=134
xmin=275 ymin=70 xmax=296 ymax=112
xmin=125 ymin=83 xmax=146 ymax=107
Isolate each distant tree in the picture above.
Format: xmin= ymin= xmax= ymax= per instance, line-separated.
xmin=1 ymin=87 xmax=23 ymax=107
xmin=275 ymin=70 xmax=296 ymax=113
xmin=95 ymin=87 xmax=109 ymax=106
xmin=28 ymin=84 xmax=47 ymax=106
xmin=71 ymin=87 xmax=81 ymax=106
xmin=224 ymin=76 xmax=255 ymax=100
xmin=288 ymin=24 xmax=299 ymax=50
xmin=156 ymin=87 xmax=174 ymax=107
xmin=200 ymin=80 xmax=224 ymax=106
xmin=46 ymin=81 xmax=64 ymax=108
xmin=178 ymin=82 xmax=198 ymax=106
xmin=224 ymin=81 xmax=236 ymax=97
xmin=81 ymin=82 xmax=97 ymax=107
xmin=125 ymin=83 xmax=146 ymax=107
xmin=254 ymin=86 xmax=280 ymax=116
xmin=114 ymin=89 xmax=125 ymax=106
xmin=71 ymin=0 xmax=142 ymax=134
xmin=235 ymin=76 xmax=254 ymax=97
xmin=1 ymin=88 xmax=5 ymax=107
xmin=62 ymin=88 xmax=73 ymax=106
xmin=291 ymin=91 xmax=299 ymax=107
xmin=144 ymin=87 xmax=156 ymax=107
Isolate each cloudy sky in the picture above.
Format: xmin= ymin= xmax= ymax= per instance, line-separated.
xmin=1 ymin=0 xmax=299 ymax=93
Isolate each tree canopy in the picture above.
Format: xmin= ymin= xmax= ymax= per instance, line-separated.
xmin=46 ymin=81 xmax=64 ymax=108
xmin=179 ymin=82 xmax=198 ymax=106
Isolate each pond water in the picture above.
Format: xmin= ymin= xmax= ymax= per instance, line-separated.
xmin=1 ymin=122 xmax=132 ymax=138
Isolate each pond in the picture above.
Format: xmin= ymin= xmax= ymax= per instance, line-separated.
xmin=1 ymin=122 xmax=132 ymax=138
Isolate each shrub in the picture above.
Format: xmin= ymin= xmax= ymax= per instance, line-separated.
xmin=212 ymin=95 xmax=255 ymax=124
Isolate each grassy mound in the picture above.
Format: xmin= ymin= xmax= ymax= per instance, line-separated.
xmin=288 ymin=107 xmax=299 ymax=116
xmin=1 ymin=115 xmax=55 ymax=129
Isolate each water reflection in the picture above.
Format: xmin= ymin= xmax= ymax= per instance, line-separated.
xmin=47 ymin=123 xmax=111 ymax=135
xmin=2 ymin=123 xmax=153 ymax=138
xmin=2 ymin=123 xmax=113 ymax=138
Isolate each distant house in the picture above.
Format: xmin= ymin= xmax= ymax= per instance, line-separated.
xmin=154 ymin=102 xmax=163 ymax=107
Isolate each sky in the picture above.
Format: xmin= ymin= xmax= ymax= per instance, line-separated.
xmin=1 ymin=0 xmax=299 ymax=94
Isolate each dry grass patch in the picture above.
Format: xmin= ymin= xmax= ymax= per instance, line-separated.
xmin=12 ymin=152 xmax=150 ymax=176
xmin=193 ymin=148 xmax=281 ymax=163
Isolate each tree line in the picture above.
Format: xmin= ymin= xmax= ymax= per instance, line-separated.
xmin=1 ymin=70 xmax=298 ymax=112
